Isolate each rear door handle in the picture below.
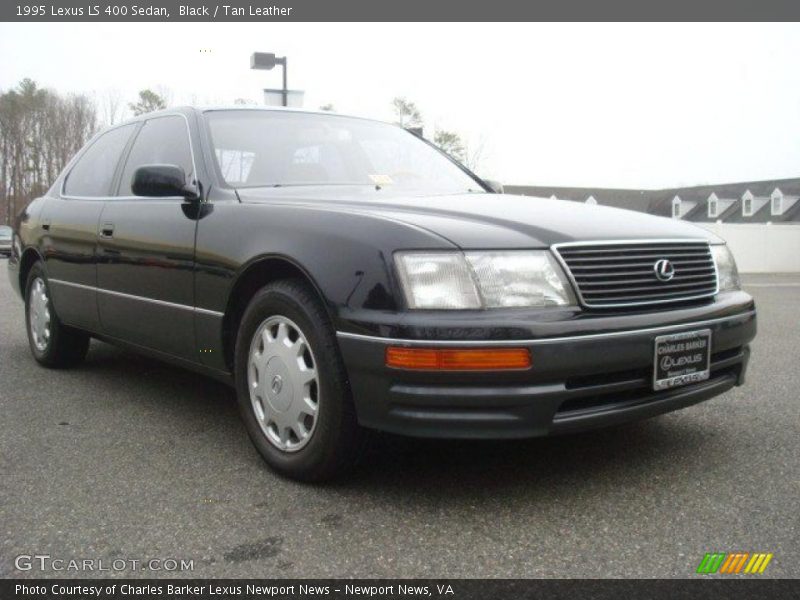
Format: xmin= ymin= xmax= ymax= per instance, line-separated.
xmin=100 ymin=223 xmax=115 ymax=238
xmin=41 ymin=220 xmax=51 ymax=231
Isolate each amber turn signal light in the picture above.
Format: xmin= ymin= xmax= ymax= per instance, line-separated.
xmin=385 ymin=347 xmax=531 ymax=371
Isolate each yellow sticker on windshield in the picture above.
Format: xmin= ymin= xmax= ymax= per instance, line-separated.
xmin=369 ymin=174 xmax=394 ymax=185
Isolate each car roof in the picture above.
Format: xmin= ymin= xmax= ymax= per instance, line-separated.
xmin=116 ymin=105 xmax=389 ymax=128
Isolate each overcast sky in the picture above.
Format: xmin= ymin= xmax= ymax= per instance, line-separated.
xmin=1 ymin=22 xmax=799 ymax=188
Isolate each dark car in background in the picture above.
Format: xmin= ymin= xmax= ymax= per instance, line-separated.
xmin=0 ymin=225 xmax=12 ymax=257
xmin=7 ymin=107 xmax=756 ymax=481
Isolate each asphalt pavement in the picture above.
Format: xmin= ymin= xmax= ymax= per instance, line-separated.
xmin=1 ymin=261 xmax=798 ymax=578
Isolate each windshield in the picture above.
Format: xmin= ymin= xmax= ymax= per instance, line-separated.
xmin=204 ymin=110 xmax=485 ymax=195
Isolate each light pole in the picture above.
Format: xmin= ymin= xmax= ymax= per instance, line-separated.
xmin=250 ymin=52 xmax=288 ymax=107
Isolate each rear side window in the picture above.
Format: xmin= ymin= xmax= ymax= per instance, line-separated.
xmin=63 ymin=124 xmax=136 ymax=197
xmin=119 ymin=116 xmax=194 ymax=196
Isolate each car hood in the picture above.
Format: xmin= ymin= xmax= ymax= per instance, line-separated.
xmin=238 ymin=187 xmax=722 ymax=249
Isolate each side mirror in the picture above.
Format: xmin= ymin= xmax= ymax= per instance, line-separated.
xmin=483 ymin=179 xmax=504 ymax=194
xmin=131 ymin=164 xmax=198 ymax=200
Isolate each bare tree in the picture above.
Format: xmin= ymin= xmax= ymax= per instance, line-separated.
xmin=100 ymin=88 xmax=125 ymax=126
xmin=0 ymin=79 xmax=97 ymax=224
xmin=433 ymin=129 xmax=466 ymax=163
xmin=463 ymin=134 xmax=488 ymax=173
xmin=128 ymin=89 xmax=167 ymax=116
xmin=154 ymin=85 xmax=173 ymax=108
xmin=391 ymin=97 xmax=423 ymax=128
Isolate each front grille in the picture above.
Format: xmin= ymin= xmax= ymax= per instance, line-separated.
xmin=553 ymin=240 xmax=718 ymax=308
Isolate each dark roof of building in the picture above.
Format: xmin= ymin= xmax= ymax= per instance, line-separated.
xmin=781 ymin=197 xmax=800 ymax=222
xmin=736 ymin=192 xmax=800 ymax=223
xmin=505 ymin=177 xmax=800 ymax=223
xmin=504 ymin=185 xmax=653 ymax=212
xmin=726 ymin=194 xmax=771 ymax=223
xmin=680 ymin=194 xmax=740 ymax=223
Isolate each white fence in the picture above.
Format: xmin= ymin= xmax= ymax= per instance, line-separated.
xmin=696 ymin=223 xmax=800 ymax=273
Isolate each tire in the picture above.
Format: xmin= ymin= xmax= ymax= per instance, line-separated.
xmin=24 ymin=262 xmax=90 ymax=368
xmin=234 ymin=279 xmax=365 ymax=482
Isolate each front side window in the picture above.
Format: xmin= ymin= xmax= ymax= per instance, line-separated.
xmin=119 ymin=116 xmax=194 ymax=196
xmin=204 ymin=110 xmax=484 ymax=195
xmin=63 ymin=124 xmax=136 ymax=197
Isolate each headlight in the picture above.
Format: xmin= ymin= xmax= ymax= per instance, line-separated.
xmin=711 ymin=244 xmax=741 ymax=292
xmin=395 ymin=251 xmax=576 ymax=309
xmin=395 ymin=252 xmax=482 ymax=309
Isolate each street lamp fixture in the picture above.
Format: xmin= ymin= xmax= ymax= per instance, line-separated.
xmin=250 ymin=52 xmax=288 ymax=107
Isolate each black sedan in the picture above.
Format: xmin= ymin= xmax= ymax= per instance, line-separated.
xmin=7 ymin=107 xmax=756 ymax=480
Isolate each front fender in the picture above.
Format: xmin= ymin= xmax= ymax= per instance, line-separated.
xmin=194 ymin=200 xmax=456 ymax=334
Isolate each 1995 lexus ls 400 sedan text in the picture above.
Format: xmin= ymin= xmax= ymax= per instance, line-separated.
xmin=7 ymin=107 xmax=756 ymax=480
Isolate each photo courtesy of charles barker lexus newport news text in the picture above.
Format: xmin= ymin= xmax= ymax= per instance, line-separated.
xmin=0 ymin=4 xmax=798 ymax=599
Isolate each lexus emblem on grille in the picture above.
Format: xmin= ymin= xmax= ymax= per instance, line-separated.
xmin=654 ymin=259 xmax=675 ymax=282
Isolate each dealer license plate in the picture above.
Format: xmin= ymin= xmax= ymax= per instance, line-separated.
xmin=653 ymin=329 xmax=711 ymax=391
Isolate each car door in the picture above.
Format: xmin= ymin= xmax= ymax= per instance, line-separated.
xmin=96 ymin=114 xmax=200 ymax=360
xmin=42 ymin=123 xmax=137 ymax=333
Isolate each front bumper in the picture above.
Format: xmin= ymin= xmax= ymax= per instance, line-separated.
xmin=337 ymin=304 xmax=756 ymax=439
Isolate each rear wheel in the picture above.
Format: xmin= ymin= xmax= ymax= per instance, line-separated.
xmin=25 ymin=262 xmax=90 ymax=368
xmin=234 ymin=279 xmax=365 ymax=481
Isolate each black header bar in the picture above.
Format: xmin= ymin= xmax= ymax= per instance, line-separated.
xmin=4 ymin=0 xmax=800 ymax=22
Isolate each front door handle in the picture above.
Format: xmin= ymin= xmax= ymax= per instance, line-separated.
xmin=41 ymin=220 xmax=51 ymax=231
xmin=100 ymin=223 xmax=115 ymax=238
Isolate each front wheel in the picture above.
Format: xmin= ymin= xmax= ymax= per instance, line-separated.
xmin=25 ymin=262 xmax=90 ymax=368
xmin=234 ymin=279 xmax=365 ymax=481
